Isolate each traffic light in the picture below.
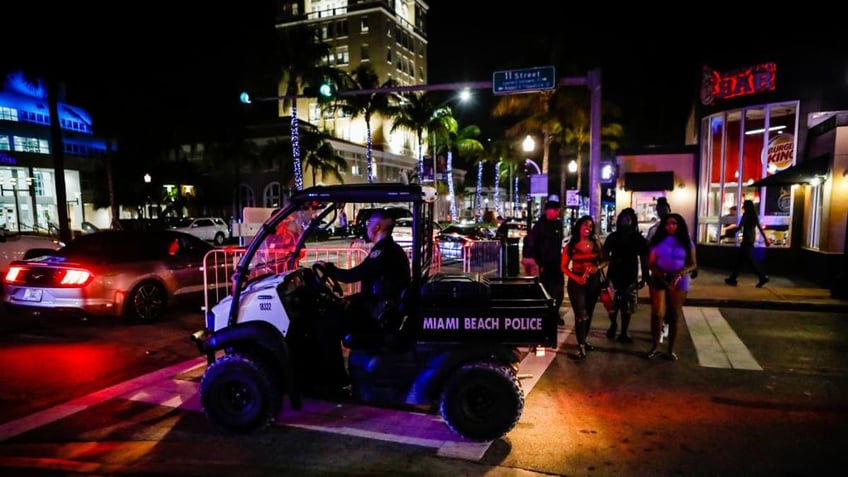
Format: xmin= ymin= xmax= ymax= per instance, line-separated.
xmin=318 ymin=82 xmax=335 ymax=98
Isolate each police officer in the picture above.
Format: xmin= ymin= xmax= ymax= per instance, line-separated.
xmin=314 ymin=210 xmax=411 ymax=396
xmin=320 ymin=209 xmax=411 ymax=328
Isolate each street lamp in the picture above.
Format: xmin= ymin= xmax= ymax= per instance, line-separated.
xmin=143 ymin=173 xmax=152 ymax=219
xmin=567 ymin=159 xmax=578 ymax=222
xmin=523 ymin=135 xmax=538 ymax=229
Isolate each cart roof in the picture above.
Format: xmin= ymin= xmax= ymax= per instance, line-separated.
xmin=291 ymin=184 xmax=426 ymax=205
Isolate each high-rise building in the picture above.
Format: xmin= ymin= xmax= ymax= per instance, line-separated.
xmin=275 ymin=0 xmax=430 ymax=185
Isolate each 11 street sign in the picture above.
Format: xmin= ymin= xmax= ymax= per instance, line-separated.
xmin=493 ymin=66 xmax=556 ymax=95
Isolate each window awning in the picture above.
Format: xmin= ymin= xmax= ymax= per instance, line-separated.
xmin=623 ymin=171 xmax=674 ymax=191
xmin=750 ymin=154 xmax=831 ymax=187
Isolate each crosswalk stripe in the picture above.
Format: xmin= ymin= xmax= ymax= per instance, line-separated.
xmin=684 ymin=306 xmax=762 ymax=371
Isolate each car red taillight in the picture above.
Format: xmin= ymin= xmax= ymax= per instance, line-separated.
xmin=3 ymin=265 xmax=94 ymax=288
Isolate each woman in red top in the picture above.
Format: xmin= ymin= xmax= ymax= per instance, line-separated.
xmin=561 ymin=215 xmax=608 ymax=360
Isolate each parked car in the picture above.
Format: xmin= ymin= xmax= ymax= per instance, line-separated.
xmin=435 ymin=223 xmax=495 ymax=260
xmin=170 ymin=217 xmax=230 ymax=245
xmin=2 ymin=230 xmax=220 ymax=322
xmin=393 ymin=217 xmax=442 ymax=242
xmin=352 ymin=207 xmax=412 ymax=238
xmin=496 ymin=219 xmax=528 ymax=239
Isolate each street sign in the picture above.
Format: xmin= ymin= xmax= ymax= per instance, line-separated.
xmin=530 ymin=173 xmax=548 ymax=197
xmin=493 ymin=66 xmax=556 ymax=95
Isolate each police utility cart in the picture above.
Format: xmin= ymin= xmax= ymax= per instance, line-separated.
xmin=191 ymin=184 xmax=559 ymax=442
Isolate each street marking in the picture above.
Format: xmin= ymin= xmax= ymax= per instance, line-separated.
xmin=0 ymin=357 xmax=207 ymax=441
xmin=684 ymin=306 xmax=762 ymax=371
xmin=0 ymin=327 xmax=569 ymax=462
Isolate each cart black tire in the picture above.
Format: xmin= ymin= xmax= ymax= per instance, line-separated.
xmin=126 ymin=281 xmax=166 ymax=323
xmin=200 ymin=353 xmax=279 ymax=434
xmin=439 ymin=361 xmax=524 ymax=442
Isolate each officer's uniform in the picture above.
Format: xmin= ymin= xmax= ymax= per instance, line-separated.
xmin=328 ymin=236 xmax=411 ymax=330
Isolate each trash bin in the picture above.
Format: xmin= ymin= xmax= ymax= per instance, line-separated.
xmin=502 ymin=237 xmax=520 ymax=277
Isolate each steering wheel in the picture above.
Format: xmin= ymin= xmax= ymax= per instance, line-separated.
xmin=311 ymin=262 xmax=344 ymax=300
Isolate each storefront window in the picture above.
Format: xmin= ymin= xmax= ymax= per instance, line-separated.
xmin=698 ymin=101 xmax=798 ymax=247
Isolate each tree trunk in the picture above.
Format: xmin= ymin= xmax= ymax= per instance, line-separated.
xmin=47 ymin=80 xmax=71 ymax=243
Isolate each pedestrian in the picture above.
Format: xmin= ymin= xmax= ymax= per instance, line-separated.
xmin=494 ymin=215 xmax=509 ymax=241
xmin=720 ymin=205 xmax=739 ymax=243
xmin=602 ymin=208 xmax=649 ymax=343
xmin=645 ymin=196 xmax=672 ymax=340
xmin=338 ymin=209 xmax=349 ymax=237
xmin=561 ymin=215 xmax=607 ymax=360
xmin=645 ymin=196 xmax=671 ymax=241
xmin=521 ymin=232 xmax=539 ymax=277
xmin=647 ymin=213 xmax=697 ymax=361
xmin=725 ymin=199 xmax=772 ymax=287
xmin=529 ymin=195 xmax=566 ymax=325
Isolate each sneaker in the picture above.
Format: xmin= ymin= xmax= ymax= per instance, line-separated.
xmin=606 ymin=323 xmax=617 ymax=339
xmin=724 ymin=278 xmax=738 ymax=286
xmin=756 ymin=276 xmax=770 ymax=288
xmin=617 ymin=334 xmax=633 ymax=344
xmin=646 ymin=348 xmax=661 ymax=359
xmin=659 ymin=323 xmax=669 ymax=343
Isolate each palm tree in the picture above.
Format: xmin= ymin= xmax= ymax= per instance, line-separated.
xmin=492 ymin=90 xmax=558 ymax=175
xmin=432 ymin=112 xmax=483 ymax=221
xmin=552 ymin=89 xmax=624 ymax=198
xmin=482 ymin=138 xmax=520 ymax=217
xmin=300 ymin=128 xmax=347 ymax=186
xmin=388 ymin=91 xmax=445 ymax=183
xmin=272 ymin=25 xmax=335 ymax=190
xmin=322 ymin=63 xmax=398 ymax=183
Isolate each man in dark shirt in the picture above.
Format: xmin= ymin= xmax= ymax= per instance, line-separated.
xmin=322 ymin=209 xmax=411 ymax=329
xmin=529 ymin=195 xmax=565 ymax=325
xmin=314 ymin=210 xmax=411 ymax=395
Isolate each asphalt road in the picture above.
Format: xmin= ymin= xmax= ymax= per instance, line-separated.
xmin=1 ymin=302 xmax=847 ymax=476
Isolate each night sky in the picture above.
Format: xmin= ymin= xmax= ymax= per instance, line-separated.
xmin=5 ymin=2 xmax=843 ymax=151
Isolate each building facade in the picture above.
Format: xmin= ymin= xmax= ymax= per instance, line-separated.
xmin=0 ymin=72 xmax=111 ymax=235
xmin=616 ymin=59 xmax=847 ymax=293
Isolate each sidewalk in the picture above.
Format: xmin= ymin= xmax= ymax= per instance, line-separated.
xmin=637 ymin=266 xmax=848 ymax=312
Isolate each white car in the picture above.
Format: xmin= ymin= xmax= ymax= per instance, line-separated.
xmin=393 ymin=218 xmax=441 ymax=242
xmin=170 ymin=217 xmax=230 ymax=245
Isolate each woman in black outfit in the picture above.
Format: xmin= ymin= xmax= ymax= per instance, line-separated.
xmin=602 ymin=208 xmax=649 ymax=343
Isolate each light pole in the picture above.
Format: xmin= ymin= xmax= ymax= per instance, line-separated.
xmin=143 ymin=173 xmax=152 ymax=219
xmin=566 ymin=159 xmax=579 ymax=225
xmin=523 ymin=135 xmax=538 ymax=229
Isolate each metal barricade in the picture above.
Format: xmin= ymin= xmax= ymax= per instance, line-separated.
xmin=201 ymin=245 xmax=371 ymax=314
xmin=201 ymin=241 xmax=457 ymax=316
xmin=464 ymin=239 xmax=501 ymax=276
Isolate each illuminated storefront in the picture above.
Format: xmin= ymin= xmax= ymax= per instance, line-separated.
xmin=697 ymin=101 xmax=799 ymax=247
xmin=618 ymin=60 xmax=846 ymax=291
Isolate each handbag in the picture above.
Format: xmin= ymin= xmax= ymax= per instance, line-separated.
xmin=598 ymin=269 xmax=615 ymax=313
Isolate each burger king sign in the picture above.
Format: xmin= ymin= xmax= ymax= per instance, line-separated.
xmin=763 ymin=134 xmax=795 ymax=172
